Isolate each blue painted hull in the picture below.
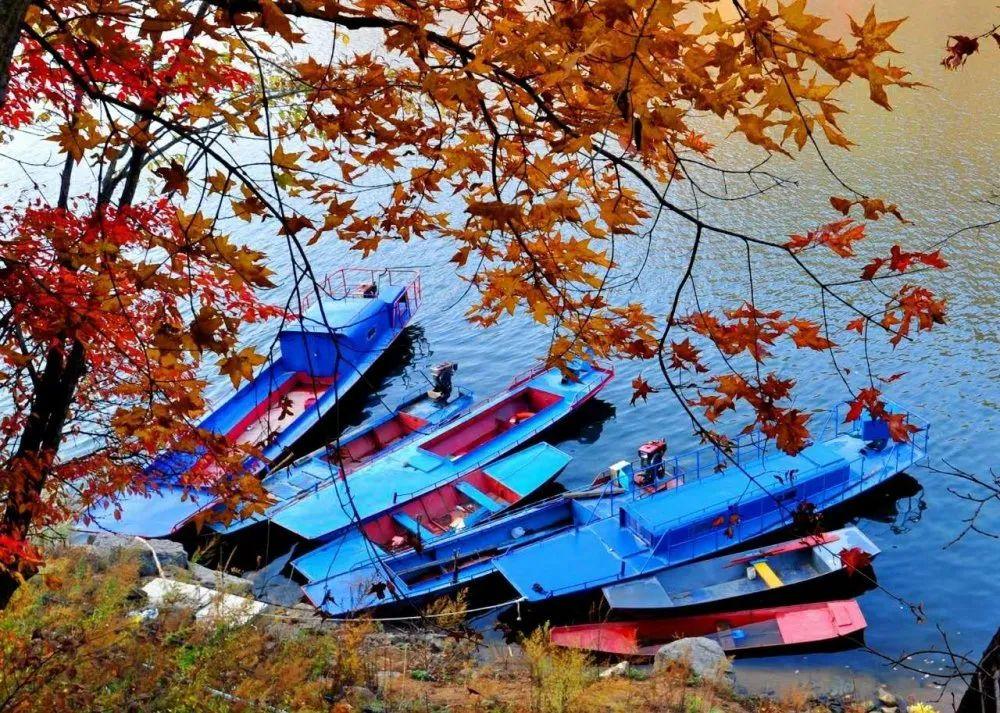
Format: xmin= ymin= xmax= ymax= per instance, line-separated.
xmin=299 ymin=405 xmax=927 ymax=615
xmin=298 ymin=468 xmax=580 ymax=616
xmin=207 ymin=386 xmax=475 ymax=535
xmin=495 ymin=410 xmax=929 ymax=602
xmin=601 ymin=526 xmax=880 ymax=613
xmin=79 ymin=270 xmax=421 ymax=538
xmin=265 ymin=360 xmax=613 ymax=543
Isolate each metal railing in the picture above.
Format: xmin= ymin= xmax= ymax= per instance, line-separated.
xmin=298 ymin=267 xmax=422 ymax=314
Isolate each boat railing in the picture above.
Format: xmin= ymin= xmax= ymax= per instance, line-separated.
xmin=635 ymin=437 xmax=929 ymax=573
xmin=507 ymin=358 xmax=614 ymax=391
xmin=535 ymin=431 xmax=930 ymax=597
xmin=297 ymin=267 xmax=422 ymax=314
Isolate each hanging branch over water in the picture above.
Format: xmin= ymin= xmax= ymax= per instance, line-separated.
xmin=0 ymin=0 xmax=955 ymax=612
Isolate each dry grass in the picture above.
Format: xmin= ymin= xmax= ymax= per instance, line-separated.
xmin=0 ymin=548 xmax=945 ymax=713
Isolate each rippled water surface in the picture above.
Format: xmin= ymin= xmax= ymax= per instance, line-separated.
xmin=3 ymin=0 xmax=997 ymax=701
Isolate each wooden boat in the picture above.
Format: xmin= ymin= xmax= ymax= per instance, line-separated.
xmin=490 ymin=403 xmax=928 ymax=603
xmin=602 ymin=527 xmax=880 ymax=614
xmin=549 ymin=600 xmax=867 ymax=656
xmin=294 ymin=442 xmax=571 ymax=610
xmin=265 ymin=359 xmax=613 ymax=543
xmin=210 ymin=374 xmax=475 ymax=533
xmin=79 ymin=268 xmax=422 ymax=537
xmin=299 ymin=403 xmax=925 ymax=616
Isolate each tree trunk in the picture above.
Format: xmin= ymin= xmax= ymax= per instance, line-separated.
xmin=959 ymin=626 xmax=1000 ymax=713
xmin=0 ymin=339 xmax=85 ymax=609
xmin=0 ymin=0 xmax=31 ymax=106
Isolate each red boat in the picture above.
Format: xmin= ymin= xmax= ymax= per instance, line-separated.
xmin=549 ymin=600 xmax=867 ymax=656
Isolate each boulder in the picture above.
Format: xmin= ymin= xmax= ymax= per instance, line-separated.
xmin=653 ymin=637 xmax=732 ymax=685
xmin=187 ymin=562 xmax=254 ymax=594
xmin=344 ymin=685 xmax=378 ymax=711
xmin=599 ymin=661 xmax=630 ymax=678
xmin=877 ymin=687 xmax=897 ymax=707
xmin=73 ymin=531 xmax=187 ymax=576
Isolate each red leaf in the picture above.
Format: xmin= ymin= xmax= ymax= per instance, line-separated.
xmin=846 ymin=317 xmax=865 ymax=334
xmin=829 ymin=196 xmax=853 ymax=215
xmin=942 ymin=35 xmax=980 ymax=69
xmin=839 ymin=546 xmax=873 ymax=576
xmin=154 ymin=161 xmax=189 ymax=197
xmin=630 ymin=376 xmax=658 ymax=405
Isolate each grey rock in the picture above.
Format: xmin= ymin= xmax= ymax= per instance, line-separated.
xmin=653 ymin=637 xmax=732 ymax=685
xmin=878 ymin=687 xmax=897 ymax=706
xmin=73 ymin=531 xmax=187 ymax=576
xmin=599 ymin=661 xmax=630 ymax=678
xmin=187 ymin=562 xmax=253 ymax=594
xmin=344 ymin=685 xmax=377 ymax=709
xmin=880 ymin=707 xmax=898 ymax=713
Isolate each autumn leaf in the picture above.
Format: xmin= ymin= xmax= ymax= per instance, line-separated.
xmin=154 ymin=161 xmax=189 ymax=197
xmin=839 ymin=546 xmax=873 ymax=576
xmin=942 ymin=35 xmax=980 ymax=69
xmin=278 ymin=214 xmax=315 ymax=236
xmin=219 ymin=347 xmax=267 ymax=388
xmin=630 ymin=376 xmax=658 ymax=405
xmin=846 ymin=317 xmax=865 ymax=334
xmin=786 ymin=219 xmax=866 ymax=257
xmin=790 ymin=320 xmax=835 ymax=350
xmin=829 ymin=196 xmax=853 ymax=215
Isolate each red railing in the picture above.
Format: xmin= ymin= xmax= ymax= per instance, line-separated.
xmin=298 ymin=267 xmax=421 ymax=314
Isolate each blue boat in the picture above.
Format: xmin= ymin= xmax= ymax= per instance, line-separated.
xmin=494 ymin=405 xmax=928 ymax=603
xmin=302 ymin=404 xmax=926 ymax=616
xmin=601 ymin=526 xmax=880 ymax=614
xmin=295 ymin=442 xmax=571 ymax=609
xmin=209 ymin=370 xmax=475 ymax=534
xmin=80 ymin=268 xmax=422 ymax=538
xmin=264 ymin=360 xmax=614 ymax=543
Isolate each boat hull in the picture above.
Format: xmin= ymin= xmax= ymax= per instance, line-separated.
xmin=602 ymin=527 xmax=880 ymax=615
xmin=78 ymin=269 xmax=421 ymax=538
xmin=550 ymin=600 xmax=867 ymax=657
xmin=495 ymin=413 xmax=927 ymax=604
xmin=266 ymin=361 xmax=613 ymax=543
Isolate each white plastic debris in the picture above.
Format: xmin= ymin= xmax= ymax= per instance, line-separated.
xmin=142 ymin=577 xmax=266 ymax=625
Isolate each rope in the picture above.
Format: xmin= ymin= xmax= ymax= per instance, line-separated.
xmin=258 ymin=597 xmax=526 ymax=624
xmin=133 ymin=536 xmax=165 ymax=577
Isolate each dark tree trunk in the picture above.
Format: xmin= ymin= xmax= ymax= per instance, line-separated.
xmin=0 ymin=340 xmax=85 ymax=608
xmin=960 ymin=626 xmax=1000 ymax=713
xmin=0 ymin=0 xmax=31 ymax=106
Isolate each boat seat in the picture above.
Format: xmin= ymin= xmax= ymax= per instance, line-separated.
xmin=752 ymin=561 xmax=784 ymax=589
xmin=392 ymin=512 xmax=432 ymax=540
xmin=455 ymin=481 xmax=503 ymax=513
xmin=461 ymin=505 xmax=494 ymax=528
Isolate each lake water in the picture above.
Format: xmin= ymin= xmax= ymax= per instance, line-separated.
xmin=2 ymin=0 xmax=997 ymax=705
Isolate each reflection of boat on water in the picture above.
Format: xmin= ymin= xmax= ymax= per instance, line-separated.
xmin=80 ymin=268 xmax=422 ymax=538
xmin=302 ymin=403 xmax=926 ymax=618
xmin=549 ymin=600 xmax=868 ymax=657
xmin=601 ymin=526 xmax=879 ymax=615
xmin=267 ymin=360 xmax=614 ymax=545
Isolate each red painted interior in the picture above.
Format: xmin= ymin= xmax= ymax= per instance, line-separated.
xmin=420 ymin=387 xmax=562 ymax=458
xmin=360 ymin=471 xmax=517 ymax=552
xmin=226 ymin=372 xmax=336 ymax=445
xmin=327 ymin=411 xmax=429 ymax=474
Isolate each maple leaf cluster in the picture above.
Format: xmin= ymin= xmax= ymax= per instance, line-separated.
xmin=0 ymin=0 xmax=953 ymax=591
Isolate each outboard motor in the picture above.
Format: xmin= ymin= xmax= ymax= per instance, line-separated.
xmin=428 ymin=361 xmax=458 ymax=402
xmin=636 ymin=439 xmax=667 ymax=485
